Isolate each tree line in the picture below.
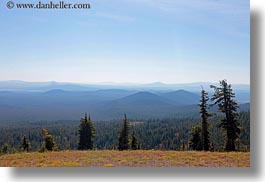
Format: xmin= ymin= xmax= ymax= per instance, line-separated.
xmin=0 ymin=112 xmax=141 ymax=153
xmin=0 ymin=112 xmax=249 ymax=154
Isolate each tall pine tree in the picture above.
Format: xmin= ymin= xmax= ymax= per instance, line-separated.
xmin=189 ymin=125 xmax=202 ymax=151
xmin=211 ymin=80 xmax=240 ymax=151
xmin=21 ymin=135 xmax=30 ymax=152
xmin=131 ymin=128 xmax=139 ymax=150
xmin=199 ymin=88 xmax=211 ymax=151
xmin=118 ymin=114 xmax=130 ymax=150
xmin=78 ymin=113 xmax=96 ymax=150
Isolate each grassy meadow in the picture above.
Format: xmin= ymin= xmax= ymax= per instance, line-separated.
xmin=0 ymin=150 xmax=250 ymax=167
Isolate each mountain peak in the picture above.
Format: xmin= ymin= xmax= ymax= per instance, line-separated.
xmin=44 ymin=89 xmax=67 ymax=94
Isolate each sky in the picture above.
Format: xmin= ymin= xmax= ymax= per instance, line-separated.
xmin=0 ymin=0 xmax=250 ymax=84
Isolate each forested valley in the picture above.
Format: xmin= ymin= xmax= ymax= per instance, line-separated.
xmin=0 ymin=111 xmax=249 ymax=153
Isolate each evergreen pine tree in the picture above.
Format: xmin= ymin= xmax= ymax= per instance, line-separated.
xmin=41 ymin=128 xmax=58 ymax=152
xmin=78 ymin=113 xmax=96 ymax=150
xmin=181 ymin=140 xmax=186 ymax=151
xmin=131 ymin=129 xmax=139 ymax=150
xmin=21 ymin=135 xmax=30 ymax=152
xmin=137 ymin=142 xmax=141 ymax=150
xmin=2 ymin=143 xmax=8 ymax=154
xmin=189 ymin=125 xmax=202 ymax=151
xmin=78 ymin=115 xmax=86 ymax=150
xmin=118 ymin=114 xmax=130 ymax=150
xmin=199 ymin=88 xmax=211 ymax=151
xmin=211 ymin=80 xmax=240 ymax=151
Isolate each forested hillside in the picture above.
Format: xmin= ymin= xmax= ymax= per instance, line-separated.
xmin=0 ymin=111 xmax=249 ymax=152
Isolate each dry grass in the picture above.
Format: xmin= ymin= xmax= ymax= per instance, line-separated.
xmin=0 ymin=150 xmax=250 ymax=167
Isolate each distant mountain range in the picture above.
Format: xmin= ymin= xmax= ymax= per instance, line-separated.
xmin=0 ymin=80 xmax=250 ymax=92
xmin=0 ymin=81 xmax=250 ymax=122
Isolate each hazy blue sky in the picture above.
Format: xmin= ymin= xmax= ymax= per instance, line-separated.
xmin=0 ymin=0 xmax=249 ymax=84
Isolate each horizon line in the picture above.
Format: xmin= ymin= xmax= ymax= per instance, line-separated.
xmin=0 ymin=79 xmax=250 ymax=85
